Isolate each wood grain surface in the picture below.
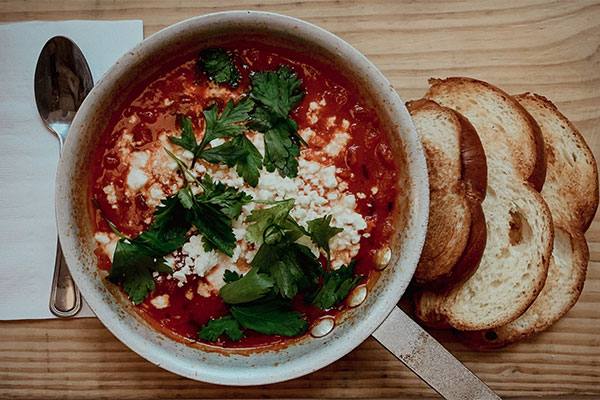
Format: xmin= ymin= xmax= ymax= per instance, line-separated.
xmin=1 ymin=1 xmax=599 ymax=398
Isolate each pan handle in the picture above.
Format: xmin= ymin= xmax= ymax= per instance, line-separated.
xmin=372 ymin=306 xmax=502 ymax=400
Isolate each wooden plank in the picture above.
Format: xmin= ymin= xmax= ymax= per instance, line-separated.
xmin=1 ymin=0 xmax=599 ymax=398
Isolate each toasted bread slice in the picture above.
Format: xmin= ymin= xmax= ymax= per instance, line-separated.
xmin=407 ymin=99 xmax=487 ymax=289
xmin=414 ymin=78 xmax=554 ymax=331
xmin=459 ymin=93 xmax=598 ymax=348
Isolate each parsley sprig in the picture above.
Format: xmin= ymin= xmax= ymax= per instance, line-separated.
xmin=197 ymin=48 xmax=241 ymax=88
xmin=171 ymin=64 xmax=307 ymax=185
xmin=249 ymin=66 xmax=307 ymax=178
xmin=97 ymin=153 xmax=252 ymax=304
xmin=168 ymin=98 xmax=262 ymax=187
xmin=198 ymin=201 xmax=362 ymax=343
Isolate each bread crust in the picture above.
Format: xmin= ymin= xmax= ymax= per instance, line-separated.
xmin=416 ymin=78 xmax=554 ymax=331
xmin=427 ymin=78 xmax=547 ymax=190
xmin=517 ymin=93 xmax=599 ymax=232
xmin=457 ymin=92 xmax=597 ymax=348
xmin=407 ymin=99 xmax=487 ymax=289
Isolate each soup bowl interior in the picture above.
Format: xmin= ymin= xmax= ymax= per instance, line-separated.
xmin=56 ymin=11 xmax=428 ymax=385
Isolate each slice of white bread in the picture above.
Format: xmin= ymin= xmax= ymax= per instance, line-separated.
xmin=459 ymin=93 xmax=598 ymax=347
xmin=414 ymin=78 xmax=554 ymax=331
xmin=406 ymin=99 xmax=487 ymax=289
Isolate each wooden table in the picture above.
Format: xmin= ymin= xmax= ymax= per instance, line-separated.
xmin=1 ymin=1 xmax=599 ymax=398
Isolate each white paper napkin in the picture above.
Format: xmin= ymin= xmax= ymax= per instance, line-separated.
xmin=0 ymin=20 xmax=144 ymax=320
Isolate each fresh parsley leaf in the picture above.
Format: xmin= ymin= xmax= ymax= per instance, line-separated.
xmin=198 ymin=315 xmax=243 ymax=342
xmin=109 ymin=239 xmax=173 ymax=305
xmin=198 ymin=98 xmax=254 ymax=150
xmin=262 ymin=121 xmax=301 ymax=178
xmin=251 ymin=242 xmax=321 ymax=299
xmin=306 ymin=215 xmax=343 ymax=264
xmin=168 ymin=98 xmax=261 ymax=185
xmin=197 ymin=48 xmax=241 ymax=87
xmin=187 ymin=202 xmax=236 ymax=256
xmin=310 ymin=261 xmax=362 ymax=310
xmin=198 ymin=174 xmax=253 ymax=218
xmin=245 ymin=199 xmax=295 ymax=244
xmin=168 ymin=114 xmax=198 ymax=154
xmin=165 ymin=150 xmax=249 ymax=257
xmin=230 ymin=300 xmax=308 ymax=337
xmin=219 ymin=267 xmax=275 ymax=304
xmin=132 ymin=195 xmax=190 ymax=254
xmin=233 ymin=135 xmax=263 ymax=187
xmin=199 ymin=138 xmax=248 ymax=165
xmin=223 ymin=269 xmax=242 ymax=283
xmin=249 ymin=67 xmax=306 ymax=178
xmin=249 ymin=66 xmax=305 ymax=118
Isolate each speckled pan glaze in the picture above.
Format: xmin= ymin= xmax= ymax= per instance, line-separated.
xmin=55 ymin=11 xmax=429 ymax=385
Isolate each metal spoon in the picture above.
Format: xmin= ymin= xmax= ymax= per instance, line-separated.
xmin=34 ymin=36 xmax=94 ymax=317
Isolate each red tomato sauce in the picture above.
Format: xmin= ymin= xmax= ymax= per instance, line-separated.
xmin=89 ymin=40 xmax=400 ymax=348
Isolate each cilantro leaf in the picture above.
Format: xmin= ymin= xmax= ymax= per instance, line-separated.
xmin=310 ymin=261 xmax=362 ymax=310
xmin=230 ymin=300 xmax=308 ymax=337
xmin=197 ymin=174 xmax=253 ymax=218
xmin=219 ymin=267 xmax=275 ymax=304
xmin=109 ymin=239 xmax=173 ymax=305
xmin=197 ymin=48 xmax=241 ymax=87
xmin=198 ymin=315 xmax=243 ymax=342
xmin=307 ymin=215 xmax=343 ymax=264
xmin=223 ymin=270 xmax=242 ymax=283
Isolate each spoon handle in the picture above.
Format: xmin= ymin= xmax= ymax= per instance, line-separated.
xmin=372 ymin=306 xmax=502 ymax=400
xmin=49 ymin=237 xmax=81 ymax=317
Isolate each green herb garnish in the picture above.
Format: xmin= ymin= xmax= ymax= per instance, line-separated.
xmin=197 ymin=48 xmax=241 ymax=87
xmin=219 ymin=267 xmax=275 ymax=304
xmin=309 ymin=261 xmax=362 ymax=310
xmin=307 ymin=215 xmax=343 ymax=267
xmin=198 ymin=315 xmax=243 ymax=342
xmin=168 ymin=99 xmax=263 ymax=186
xmin=230 ymin=300 xmax=308 ymax=337
xmin=249 ymin=66 xmax=306 ymax=178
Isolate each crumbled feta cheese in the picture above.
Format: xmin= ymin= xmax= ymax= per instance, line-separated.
xmin=324 ymin=132 xmax=351 ymax=157
xmin=371 ymin=186 xmax=379 ymax=195
xmin=149 ymin=185 xmax=164 ymax=201
xmin=150 ymin=294 xmax=170 ymax=309
xmin=356 ymin=192 xmax=366 ymax=199
xmin=126 ymin=151 xmax=151 ymax=191
xmin=103 ymin=184 xmax=117 ymax=204
xmin=94 ymin=232 xmax=111 ymax=244
xmin=126 ymin=167 xmax=149 ymax=191
xmin=300 ymin=127 xmax=315 ymax=142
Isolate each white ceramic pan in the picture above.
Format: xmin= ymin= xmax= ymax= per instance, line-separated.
xmin=56 ymin=11 xmax=499 ymax=399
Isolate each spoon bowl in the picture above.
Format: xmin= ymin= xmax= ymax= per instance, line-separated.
xmin=34 ymin=36 xmax=93 ymax=317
